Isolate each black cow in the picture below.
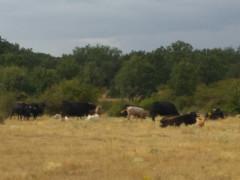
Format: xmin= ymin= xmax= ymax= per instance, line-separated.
xmin=11 ymin=102 xmax=45 ymax=120
xmin=28 ymin=103 xmax=45 ymax=119
xmin=205 ymin=108 xmax=224 ymax=120
xmin=160 ymin=112 xmax=198 ymax=128
xmin=150 ymin=101 xmax=179 ymax=121
xmin=11 ymin=102 xmax=31 ymax=120
xmin=61 ymin=101 xmax=99 ymax=118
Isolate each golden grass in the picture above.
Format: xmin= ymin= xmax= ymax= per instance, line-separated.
xmin=0 ymin=116 xmax=240 ymax=180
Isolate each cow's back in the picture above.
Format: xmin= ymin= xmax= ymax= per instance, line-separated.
xmin=150 ymin=101 xmax=179 ymax=121
xmin=61 ymin=101 xmax=96 ymax=117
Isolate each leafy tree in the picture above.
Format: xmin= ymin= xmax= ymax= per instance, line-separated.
xmin=169 ymin=60 xmax=198 ymax=96
xmin=29 ymin=68 xmax=60 ymax=94
xmin=0 ymin=66 xmax=31 ymax=93
xmin=72 ymin=45 xmax=122 ymax=87
xmin=166 ymin=41 xmax=193 ymax=64
xmin=114 ymin=55 xmax=158 ymax=100
xmin=228 ymin=80 xmax=240 ymax=113
xmin=148 ymin=47 xmax=172 ymax=84
xmin=56 ymin=57 xmax=79 ymax=80
xmin=196 ymin=53 xmax=227 ymax=85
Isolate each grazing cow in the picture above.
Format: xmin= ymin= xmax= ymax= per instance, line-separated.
xmin=205 ymin=108 xmax=224 ymax=120
xmin=160 ymin=112 xmax=198 ymax=127
xmin=121 ymin=106 xmax=148 ymax=120
xmin=150 ymin=101 xmax=179 ymax=121
xmin=61 ymin=101 xmax=99 ymax=119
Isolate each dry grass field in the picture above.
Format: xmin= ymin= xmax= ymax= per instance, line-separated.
xmin=0 ymin=116 xmax=240 ymax=180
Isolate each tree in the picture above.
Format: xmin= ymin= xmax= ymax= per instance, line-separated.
xmin=72 ymin=45 xmax=122 ymax=87
xmin=114 ymin=55 xmax=158 ymax=100
xmin=169 ymin=60 xmax=198 ymax=96
xmin=0 ymin=66 xmax=31 ymax=93
xmin=29 ymin=68 xmax=60 ymax=94
xmin=166 ymin=41 xmax=193 ymax=64
xmin=56 ymin=57 xmax=79 ymax=80
xmin=196 ymin=54 xmax=226 ymax=85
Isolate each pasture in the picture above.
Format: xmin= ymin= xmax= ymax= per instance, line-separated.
xmin=0 ymin=116 xmax=240 ymax=180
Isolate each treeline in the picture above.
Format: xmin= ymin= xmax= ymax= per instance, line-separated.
xmin=0 ymin=36 xmax=240 ymax=118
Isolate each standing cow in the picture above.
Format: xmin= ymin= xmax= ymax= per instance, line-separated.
xmin=29 ymin=102 xmax=45 ymax=119
xmin=61 ymin=101 xmax=100 ymax=119
xmin=11 ymin=102 xmax=45 ymax=120
xmin=121 ymin=106 xmax=148 ymax=120
xmin=150 ymin=101 xmax=179 ymax=121
xmin=10 ymin=102 xmax=31 ymax=120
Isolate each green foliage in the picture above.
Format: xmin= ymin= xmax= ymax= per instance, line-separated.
xmin=169 ymin=60 xmax=198 ymax=96
xmin=114 ymin=55 xmax=158 ymax=100
xmin=107 ymin=100 xmax=128 ymax=117
xmin=0 ymin=90 xmax=16 ymax=120
xmin=227 ymin=80 xmax=240 ymax=113
xmin=196 ymin=55 xmax=226 ymax=85
xmin=194 ymin=79 xmax=240 ymax=113
xmin=73 ymin=45 xmax=122 ymax=87
xmin=56 ymin=58 xmax=79 ymax=80
xmin=0 ymin=66 xmax=32 ymax=93
xmin=29 ymin=68 xmax=60 ymax=94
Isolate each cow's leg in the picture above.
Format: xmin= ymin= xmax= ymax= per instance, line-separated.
xmin=151 ymin=112 xmax=156 ymax=121
xmin=151 ymin=115 xmax=155 ymax=121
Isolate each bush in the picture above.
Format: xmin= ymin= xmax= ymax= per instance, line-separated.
xmin=40 ymin=79 xmax=100 ymax=114
xmin=0 ymin=91 xmax=16 ymax=119
xmin=139 ymin=86 xmax=176 ymax=110
xmin=174 ymin=95 xmax=196 ymax=113
xmin=226 ymin=80 xmax=240 ymax=113
xmin=194 ymin=79 xmax=240 ymax=113
xmin=107 ymin=100 xmax=128 ymax=117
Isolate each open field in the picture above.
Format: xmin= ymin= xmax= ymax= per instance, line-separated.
xmin=0 ymin=116 xmax=240 ymax=180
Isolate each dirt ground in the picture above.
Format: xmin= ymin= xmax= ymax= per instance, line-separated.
xmin=0 ymin=116 xmax=240 ymax=180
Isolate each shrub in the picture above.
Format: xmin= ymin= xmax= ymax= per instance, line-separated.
xmin=107 ymin=100 xmax=128 ymax=117
xmin=40 ymin=79 xmax=100 ymax=114
xmin=139 ymin=86 xmax=176 ymax=110
xmin=0 ymin=91 xmax=16 ymax=119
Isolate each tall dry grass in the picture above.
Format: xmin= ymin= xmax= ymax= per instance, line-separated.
xmin=0 ymin=116 xmax=240 ymax=180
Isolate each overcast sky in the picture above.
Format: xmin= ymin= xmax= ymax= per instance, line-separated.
xmin=1 ymin=0 xmax=240 ymax=56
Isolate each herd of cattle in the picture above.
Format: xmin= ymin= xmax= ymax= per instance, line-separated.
xmin=120 ymin=102 xmax=225 ymax=127
xmin=9 ymin=100 xmax=226 ymax=128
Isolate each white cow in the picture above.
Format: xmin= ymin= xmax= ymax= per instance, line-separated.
xmin=124 ymin=106 xmax=149 ymax=120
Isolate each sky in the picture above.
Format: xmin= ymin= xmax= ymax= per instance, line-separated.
xmin=0 ymin=0 xmax=240 ymax=56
